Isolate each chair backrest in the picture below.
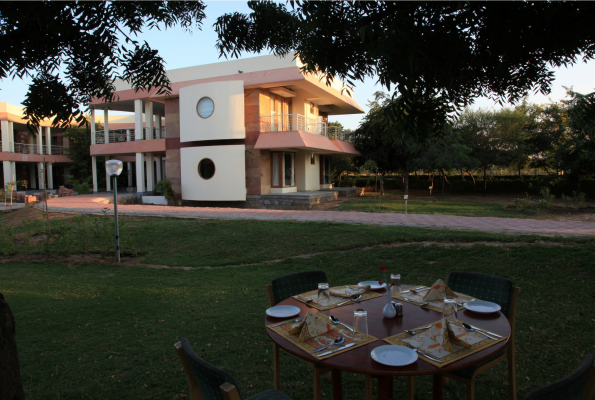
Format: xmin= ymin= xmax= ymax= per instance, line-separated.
xmin=524 ymin=354 xmax=595 ymax=400
xmin=270 ymin=270 xmax=329 ymax=306
xmin=180 ymin=337 xmax=242 ymax=400
xmin=174 ymin=341 xmax=203 ymax=400
xmin=447 ymin=271 xmax=514 ymax=318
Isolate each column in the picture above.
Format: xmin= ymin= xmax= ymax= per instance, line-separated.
xmin=105 ymin=156 xmax=112 ymax=191
xmin=2 ymin=161 xmax=11 ymax=187
xmin=145 ymin=152 xmax=154 ymax=192
xmin=126 ymin=129 xmax=131 ymax=142
xmin=104 ymin=109 xmax=110 ymax=144
xmin=136 ymin=152 xmax=145 ymax=193
xmin=36 ymin=127 xmax=42 ymax=155
xmin=134 ymin=99 xmax=143 ymax=141
xmin=90 ymin=108 xmax=96 ymax=145
xmin=127 ymin=162 xmax=133 ymax=187
xmin=30 ymin=164 xmax=37 ymax=189
xmin=145 ymin=101 xmax=153 ymax=140
xmin=155 ymin=155 xmax=162 ymax=182
xmin=1 ymin=120 xmax=13 ymax=152
xmin=92 ymin=155 xmax=98 ymax=192
xmin=45 ymin=127 xmax=53 ymax=189
xmin=162 ymin=159 xmax=167 ymax=179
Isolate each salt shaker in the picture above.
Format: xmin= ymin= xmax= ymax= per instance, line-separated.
xmin=392 ymin=301 xmax=403 ymax=317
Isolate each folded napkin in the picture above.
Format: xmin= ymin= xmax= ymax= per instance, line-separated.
xmin=422 ymin=279 xmax=456 ymax=302
xmin=288 ymin=311 xmax=333 ymax=342
xmin=405 ymin=319 xmax=472 ymax=356
xmin=329 ymin=285 xmax=371 ymax=298
xmin=423 ymin=318 xmax=453 ymax=352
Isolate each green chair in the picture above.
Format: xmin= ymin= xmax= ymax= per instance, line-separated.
xmin=266 ymin=270 xmax=330 ymax=400
xmin=524 ymin=354 xmax=595 ymax=400
xmin=177 ymin=338 xmax=293 ymax=400
xmin=443 ymin=271 xmax=520 ymax=400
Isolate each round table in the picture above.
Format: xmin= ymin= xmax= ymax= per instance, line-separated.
xmin=265 ymin=285 xmax=510 ymax=400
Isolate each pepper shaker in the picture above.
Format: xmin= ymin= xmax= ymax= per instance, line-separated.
xmin=392 ymin=301 xmax=403 ymax=317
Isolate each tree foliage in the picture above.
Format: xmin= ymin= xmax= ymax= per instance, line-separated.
xmin=0 ymin=1 xmax=206 ymax=127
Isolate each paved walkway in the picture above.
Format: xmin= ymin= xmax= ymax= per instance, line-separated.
xmin=39 ymin=195 xmax=595 ymax=237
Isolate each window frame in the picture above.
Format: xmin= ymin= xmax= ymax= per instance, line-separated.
xmin=270 ymin=151 xmax=296 ymax=188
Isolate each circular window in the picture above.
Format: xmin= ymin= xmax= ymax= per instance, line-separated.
xmin=198 ymin=158 xmax=215 ymax=180
xmin=197 ymin=97 xmax=214 ymax=118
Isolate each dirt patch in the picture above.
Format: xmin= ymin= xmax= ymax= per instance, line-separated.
xmin=1 ymin=206 xmax=74 ymax=226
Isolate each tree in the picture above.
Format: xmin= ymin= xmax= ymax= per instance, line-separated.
xmin=0 ymin=1 xmax=206 ymax=127
xmin=0 ymin=292 xmax=25 ymax=400
xmin=63 ymin=119 xmax=103 ymax=183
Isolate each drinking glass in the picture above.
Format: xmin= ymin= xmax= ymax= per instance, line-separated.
xmin=390 ymin=273 xmax=401 ymax=294
xmin=443 ymin=296 xmax=457 ymax=320
xmin=317 ymin=282 xmax=330 ymax=302
xmin=353 ymin=309 xmax=368 ymax=339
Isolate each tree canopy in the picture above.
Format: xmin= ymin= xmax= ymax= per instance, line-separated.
xmin=0 ymin=1 xmax=206 ymax=127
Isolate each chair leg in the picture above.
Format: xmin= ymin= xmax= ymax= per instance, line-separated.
xmin=312 ymin=365 xmax=322 ymax=400
xmin=407 ymin=376 xmax=415 ymax=400
xmin=466 ymin=379 xmax=475 ymax=400
xmin=507 ymin=346 xmax=517 ymax=400
xmin=365 ymin=374 xmax=373 ymax=400
xmin=273 ymin=343 xmax=280 ymax=390
xmin=444 ymin=376 xmax=449 ymax=387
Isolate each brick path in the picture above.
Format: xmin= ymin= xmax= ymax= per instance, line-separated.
xmin=40 ymin=194 xmax=595 ymax=237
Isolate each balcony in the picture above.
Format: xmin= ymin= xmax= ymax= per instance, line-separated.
xmin=259 ymin=114 xmax=353 ymax=143
xmin=0 ymin=141 xmax=70 ymax=156
xmin=95 ymin=127 xmax=166 ymax=144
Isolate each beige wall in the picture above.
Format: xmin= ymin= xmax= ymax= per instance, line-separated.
xmin=295 ymin=150 xmax=320 ymax=191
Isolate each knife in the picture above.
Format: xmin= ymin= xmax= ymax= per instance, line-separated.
xmin=469 ymin=324 xmax=503 ymax=338
xmin=295 ymin=295 xmax=313 ymax=303
xmin=400 ymin=286 xmax=426 ymax=294
xmin=316 ymin=342 xmax=356 ymax=357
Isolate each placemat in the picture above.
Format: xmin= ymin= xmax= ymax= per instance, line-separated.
xmin=383 ymin=319 xmax=507 ymax=367
xmin=267 ymin=313 xmax=377 ymax=360
xmin=392 ymin=286 xmax=475 ymax=315
xmin=293 ymin=285 xmax=384 ymax=311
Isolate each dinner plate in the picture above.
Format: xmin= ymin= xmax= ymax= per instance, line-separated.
xmin=358 ymin=281 xmax=387 ymax=290
xmin=370 ymin=345 xmax=418 ymax=367
xmin=266 ymin=305 xmax=301 ymax=318
xmin=464 ymin=300 xmax=501 ymax=314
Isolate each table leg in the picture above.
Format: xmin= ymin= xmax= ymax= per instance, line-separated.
xmin=432 ymin=373 xmax=444 ymax=400
xmin=376 ymin=376 xmax=393 ymax=400
xmin=331 ymin=369 xmax=343 ymax=400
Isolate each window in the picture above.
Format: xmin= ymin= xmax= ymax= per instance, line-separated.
xmin=198 ymin=158 xmax=215 ymax=180
xmin=197 ymin=97 xmax=214 ymax=119
xmin=320 ymin=156 xmax=332 ymax=184
xmin=310 ymin=153 xmax=315 ymax=165
xmin=271 ymin=151 xmax=295 ymax=188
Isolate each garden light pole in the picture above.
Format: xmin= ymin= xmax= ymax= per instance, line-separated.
xmin=106 ymin=160 xmax=123 ymax=262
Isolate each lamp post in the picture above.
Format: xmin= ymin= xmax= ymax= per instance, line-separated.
xmin=106 ymin=160 xmax=123 ymax=262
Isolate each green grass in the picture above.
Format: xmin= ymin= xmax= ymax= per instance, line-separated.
xmin=1 ymin=218 xmax=595 ymax=399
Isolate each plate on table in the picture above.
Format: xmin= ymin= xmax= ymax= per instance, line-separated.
xmin=464 ymin=301 xmax=501 ymax=314
xmin=371 ymin=345 xmax=418 ymax=367
xmin=266 ymin=305 xmax=301 ymax=318
xmin=358 ymin=281 xmax=387 ymax=290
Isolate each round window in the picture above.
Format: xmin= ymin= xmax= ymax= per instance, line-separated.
xmin=197 ymin=97 xmax=214 ymax=119
xmin=198 ymin=158 xmax=215 ymax=180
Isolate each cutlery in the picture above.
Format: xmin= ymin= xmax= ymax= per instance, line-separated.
xmin=336 ymin=294 xmax=362 ymax=306
xmin=317 ymin=342 xmax=356 ymax=357
xmin=329 ymin=315 xmax=355 ymax=332
xmin=465 ymin=323 xmax=503 ymax=338
xmin=311 ymin=337 xmax=345 ymax=353
xmin=410 ymin=287 xmax=430 ymax=294
xmin=462 ymin=322 xmax=498 ymax=340
xmin=270 ymin=316 xmax=303 ymax=328
xmin=404 ymin=343 xmax=442 ymax=363
xmin=403 ymin=297 xmax=429 ymax=306
xmin=295 ymin=295 xmax=313 ymax=303
xmin=405 ymin=325 xmax=433 ymax=335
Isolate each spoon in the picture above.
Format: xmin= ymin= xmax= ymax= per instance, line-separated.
xmin=405 ymin=324 xmax=433 ymax=335
xmin=462 ymin=322 xmax=498 ymax=340
xmin=336 ymin=294 xmax=362 ymax=306
xmin=330 ymin=315 xmax=354 ymax=332
xmin=311 ymin=336 xmax=345 ymax=353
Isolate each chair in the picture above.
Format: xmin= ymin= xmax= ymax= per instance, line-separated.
xmin=176 ymin=338 xmax=293 ymax=400
xmin=443 ymin=271 xmax=520 ymax=400
xmin=266 ymin=270 xmax=331 ymax=400
xmin=524 ymin=354 xmax=595 ymax=400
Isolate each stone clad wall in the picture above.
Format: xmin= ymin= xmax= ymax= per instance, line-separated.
xmin=164 ymin=98 xmax=182 ymax=199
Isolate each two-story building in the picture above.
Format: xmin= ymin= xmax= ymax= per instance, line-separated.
xmin=90 ymin=54 xmax=363 ymax=207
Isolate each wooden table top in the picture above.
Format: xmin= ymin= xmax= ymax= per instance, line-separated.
xmin=265 ymin=285 xmax=510 ymax=376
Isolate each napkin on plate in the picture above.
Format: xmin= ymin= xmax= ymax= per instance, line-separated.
xmin=422 ymin=279 xmax=456 ymax=302
xmin=288 ymin=311 xmax=333 ymax=342
xmin=329 ymin=285 xmax=371 ymax=298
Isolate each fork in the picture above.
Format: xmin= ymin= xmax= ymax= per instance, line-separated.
xmin=270 ymin=316 xmax=303 ymax=328
xmin=405 ymin=325 xmax=433 ymax=335
xmin=403 ymin=297 xmax=429 ymax=306
xmin=404 ymin=343 xmax=442 ymax=363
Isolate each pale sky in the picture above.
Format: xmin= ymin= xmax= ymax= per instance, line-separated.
xmin=2 ymin=1 xmax=594 ymax=130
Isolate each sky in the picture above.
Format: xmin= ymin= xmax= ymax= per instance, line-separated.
xmin=2 ymin=1 xmax=595 ymax=130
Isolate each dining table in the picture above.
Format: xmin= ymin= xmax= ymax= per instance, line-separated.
xmin=265 ymin=284 xmax=511 ymax=400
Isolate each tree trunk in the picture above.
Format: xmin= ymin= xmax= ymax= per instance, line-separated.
xmin=0 ymin=292 xmax=25 ymax=400
xmin=441 ymin=170 xmax=445 ymax=200
xmin=374 ymin=170 xmax=378 ymax=192
xmin=483 ymin=167 xmax=487 ymax=197
xmin=404 ymin=173 xmax=409 ymax=195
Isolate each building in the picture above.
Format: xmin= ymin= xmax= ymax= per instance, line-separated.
xmin=90 ymin=54 xmax=365 ymax=207
xmin=0 ymin=102 xmax=72 ymax=191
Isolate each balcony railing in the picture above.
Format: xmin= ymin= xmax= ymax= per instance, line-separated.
xmin=1 ymin=142 xmax=70 ymax=155
xmin=95 ymin=127 xmax=165 ymax=144
xmin=260 ymin=114 xmax=354 ymax=143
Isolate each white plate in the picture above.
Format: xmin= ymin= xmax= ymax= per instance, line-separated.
xmin=370 ymin=345 xmax=418 ymax=367
xmin=266 ymin=305 xmax=301 ymax=318
xmin=358 ymin=281 xmax=387 ymax=290
xmin=464 ymin=301 xmax=501 ymax=314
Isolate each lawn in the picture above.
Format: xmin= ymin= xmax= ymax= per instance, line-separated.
xmin=1 ymin=215 xmax=594 ymax=399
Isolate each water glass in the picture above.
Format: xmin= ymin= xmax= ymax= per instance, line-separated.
xmin=443 ymin=296 xmax=457 ymax=320
xmin=353 ymin=309 xmax=368 ymax=339
xmin=317 ymin=282 xmax=330 ymax=301
xmin=390 ymin=273 xmax=401 ymax=294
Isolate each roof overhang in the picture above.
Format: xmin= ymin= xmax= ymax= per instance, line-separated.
xmin=254 ymin=131 xmax=360 ymax=155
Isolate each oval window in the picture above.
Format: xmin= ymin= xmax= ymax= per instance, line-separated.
xmin=198 ymin=158 xmax=215 ymax=180
xmin=197 ymin=97 xmax=214 ymax=119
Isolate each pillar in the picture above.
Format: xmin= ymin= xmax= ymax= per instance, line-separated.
xmin=145 ymin=101 xmax=154 ymax=140
xmin=92 ymin=155 xmax=98 ymax=192
xmin=126 ymin=129 xmax=131 ymax=143
xmin=134 ymin=99 xmax=143 ymax=141
xmin=162 ymin=159 xmax=166 ymax=179
xmin=2 ymin=161 xmax=11 ymax=187
xmin=105 ymin=156 xmax=112 ymax=191
xmin=1 ymin=120 xmax=14 ymax=152
xmin=156 ymin=156 xmax=162 ymax=182
xmin=90 ymin=108 xmax=96 ymax=145
xmin=136 ymin=152 xmax=145 ymax=193
xmin=30 ymin=164 xmax=37 ymax=189
xmin=127 ymin=162 xmax=133 ymax=187
xmin=36 ymin=127 xmax=43 ymax=155
xmin=104 ymin=109 xmax=110 ymax=144
xmin=145 ymin=152 xmax=154 ymax=192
